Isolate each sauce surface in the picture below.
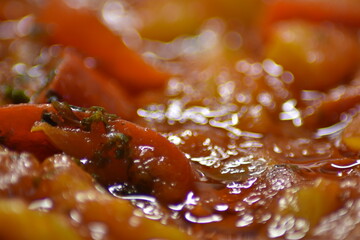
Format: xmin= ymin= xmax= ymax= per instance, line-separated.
xmin=0 ymin=0 xmax=359 ymax=239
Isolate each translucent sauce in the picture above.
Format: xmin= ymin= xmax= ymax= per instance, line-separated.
xmin=0 ymin=0 xmax=359 ymax=239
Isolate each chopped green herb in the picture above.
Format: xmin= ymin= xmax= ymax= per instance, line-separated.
xmin=47 ymin=101 xmax=132 ymax=168
xmin=92 ymin=132 xmax=131 ymax=167
xmin=41 ymin=112 xmax=58 ymax=126
xmin=81 ymin=106 xmax=117 ymax=131
xmin=4 ymin=86 xmax=30 ymax=104
xmin=51 ymin=101 xmax=81 ymax=127
xmin=50 ymin=101 xmax=118 ymax=131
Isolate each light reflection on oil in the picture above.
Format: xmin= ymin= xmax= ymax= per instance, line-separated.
xmin=184 ymin=212 xmax=223 ymax=224
xmin=280 ymin=99 xmax=302 ymax=126
xmin=267 ymin=215 xmax=309 ymax=240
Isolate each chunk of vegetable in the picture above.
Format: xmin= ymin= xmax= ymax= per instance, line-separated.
xmin=0 ymin=199 xmax=81 ymax=240
xmin=263 ymin=0 xmax=360 ymax=30
xmin=0 ymin=103 xmax=194 ymax=203
xmin=273 ymin=178 xmax=342 ymax=229
xmin=0 ymin=149 xmax=41 ymax=198
xmin=342 ymin=114 xmax=360 ymax=152
xmin=32 ymin=103 xmax=195 ymax=203
xmin=0 ymin=104 xmax=58 ymax=160
xmin=36 ymin=49 xmax=136 ymax=120
xmin=135 ymin=0 xmax=207 ymax=41
xmin=265 ymin=20 xmax=359 ymax=90
xmin=37 ymin=0 xmax=169 ymax=90
xmin=35 ymin=155 xmax=194 ymax=240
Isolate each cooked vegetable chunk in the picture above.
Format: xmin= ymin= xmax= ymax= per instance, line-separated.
xmin=36 ymin=49 xmax=136 ymax=120
xmin=263 ymin=0 xmax=360 ymax=28
xmin=265 ymin=20 xmax=359 ymax=90
xmin=33 ymin=102 xmax=195 ymax=203
xmin=342 ymin=114 xmax=360 ymax=152
xmin=0 ymin=104 xmax=58 ymax=160
xmin=37 ymin=0 xmax=169 ymax=90
xmin=0 ymin=103 xmax=195 ymax=204
xmin=34 ymin=155 xmax=193 ymax=240
xmin=283 ymin=178 xmax=341 ymax=227
xmin=0 ymin=199 xmax=82 ymax=240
